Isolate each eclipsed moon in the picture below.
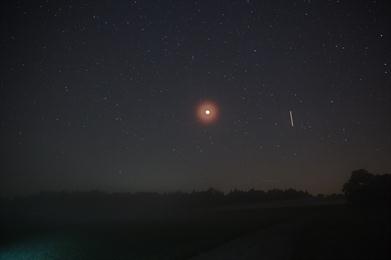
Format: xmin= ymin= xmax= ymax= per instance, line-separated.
xmin=196 ymin=101 xmax=218 ymax=124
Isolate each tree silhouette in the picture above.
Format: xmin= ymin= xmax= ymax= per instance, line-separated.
xmin=343 ymin=169 xmax=391 ymax=207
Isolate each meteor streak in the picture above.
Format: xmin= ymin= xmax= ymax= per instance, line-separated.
xmin=289 ymin=110 xmax=294 ymax=127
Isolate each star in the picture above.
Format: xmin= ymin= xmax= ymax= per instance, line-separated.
xmin=196 ymin=101 xmax=219 ymax=124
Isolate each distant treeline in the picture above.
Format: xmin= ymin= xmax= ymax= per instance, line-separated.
xmin=6 ymin=168 xmax=391 ymax=210
xmin=0 ymin=188 xmax=327 ymax=222
xmin=0 ymin=188 xmax=343 ymax=210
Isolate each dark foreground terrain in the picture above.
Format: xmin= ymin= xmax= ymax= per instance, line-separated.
xmin=0 ymin=198 xmax=389 ymax=260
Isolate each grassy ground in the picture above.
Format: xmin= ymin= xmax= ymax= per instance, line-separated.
xmin=291 ymin=205 xmax=390 ymax=260
xmin=0 ymin=202 xmax=389 ymax=259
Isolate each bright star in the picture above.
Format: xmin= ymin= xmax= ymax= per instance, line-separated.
xmin=196 ymin=101 xmax=218 ymax=124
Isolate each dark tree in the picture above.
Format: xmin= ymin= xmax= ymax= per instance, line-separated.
xmin=343 ymin=169 xmax=391 ymax=207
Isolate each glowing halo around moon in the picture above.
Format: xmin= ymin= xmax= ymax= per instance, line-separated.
xmin=196 ymin=100 xmax=219 ymax=124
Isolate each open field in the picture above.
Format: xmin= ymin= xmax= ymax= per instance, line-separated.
xmin=0 ymin=200 xmax=389 ymax=260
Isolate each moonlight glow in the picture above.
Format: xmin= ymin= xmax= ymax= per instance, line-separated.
xmin=197 ymin=101 xmax=218 ymax=124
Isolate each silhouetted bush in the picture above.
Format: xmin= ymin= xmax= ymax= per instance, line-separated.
xmin=343 ymin=169 xmax=391 ymax=207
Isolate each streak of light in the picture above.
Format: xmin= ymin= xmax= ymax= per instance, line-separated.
xmin=289 ymin=110 xmax=294 ymax=127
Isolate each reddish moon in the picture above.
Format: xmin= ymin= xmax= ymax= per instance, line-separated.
xmin=196 ymin=100 xmax=219 ymax=124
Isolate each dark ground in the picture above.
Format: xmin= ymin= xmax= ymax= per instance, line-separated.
xmin=0 ymin=200 xmax=389 ymax=260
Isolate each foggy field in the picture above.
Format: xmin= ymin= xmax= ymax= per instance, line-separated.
xmin=1 ymin=200 xmax=389 ymax=260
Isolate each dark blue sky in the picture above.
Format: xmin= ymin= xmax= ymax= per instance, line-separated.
xmin=1 ymin=0 xmax=390 ymax=195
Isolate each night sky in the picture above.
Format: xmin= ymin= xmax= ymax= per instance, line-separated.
xmin=1 ymin=0 xmax=390 ymax=196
